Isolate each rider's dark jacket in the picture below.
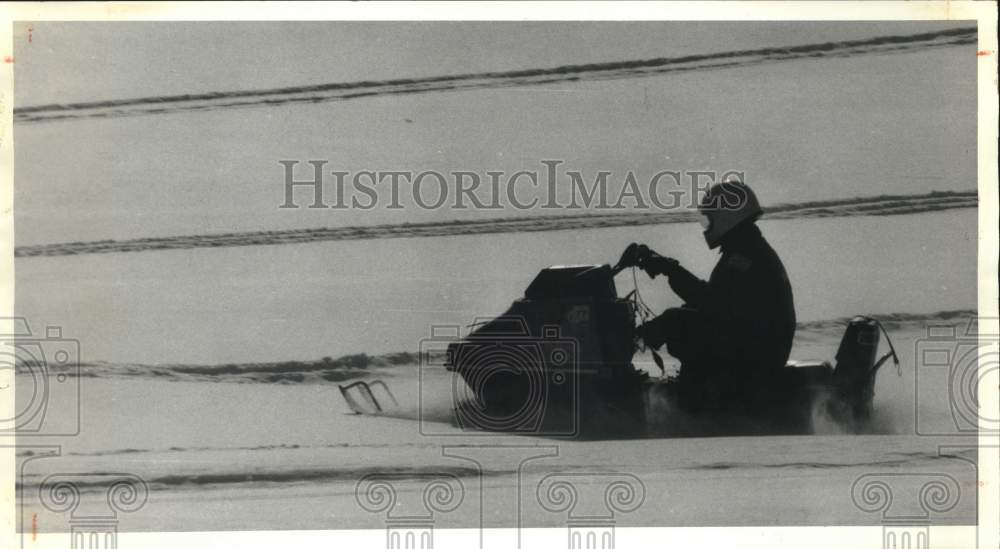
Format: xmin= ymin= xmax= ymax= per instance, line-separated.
xmin=646 ymin=222 xmax=796 ymax=382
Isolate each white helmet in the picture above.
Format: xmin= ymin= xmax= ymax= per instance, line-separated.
xmin=697 ymin=177 xmax=763 ymax=249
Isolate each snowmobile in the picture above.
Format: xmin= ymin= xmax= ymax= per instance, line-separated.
xmin=340 ymin=260 xmax=899 ymax=438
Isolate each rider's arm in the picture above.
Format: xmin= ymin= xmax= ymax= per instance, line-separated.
xmin=651 ymin=254 xmax=758 ymax=361
xmin=662 ymin=262 xmax=711 ymax=308
xmin=642 ymin=254 xmax=711 ymax=309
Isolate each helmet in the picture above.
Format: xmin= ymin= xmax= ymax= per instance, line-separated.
xmin=697 ymin=177 xmax=762 ymax=249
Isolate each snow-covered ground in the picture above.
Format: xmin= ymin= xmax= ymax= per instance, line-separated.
xmin=15 ymin=313 xmax=981 ymax=532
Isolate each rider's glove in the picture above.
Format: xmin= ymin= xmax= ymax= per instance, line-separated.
xmin=616 ymin=242 xmax=651 ymax=270
xmin=618 ymin=243 xmax=682 ymax=279
xmin=639 ymin=253 xmax=681 ymax=279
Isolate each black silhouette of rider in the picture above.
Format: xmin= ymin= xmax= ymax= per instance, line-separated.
xmin=618 ymin=179 xmax=796 ymax=413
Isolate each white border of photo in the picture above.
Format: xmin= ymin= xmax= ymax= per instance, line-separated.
xmin=1 ymin=2 xmax=996 ymax=548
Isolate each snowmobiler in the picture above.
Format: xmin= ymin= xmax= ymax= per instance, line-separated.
xmin=617 ymin=179 xmax=796 ymax=417
xmin=340 ymin=180 xmax=900 ymax=437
